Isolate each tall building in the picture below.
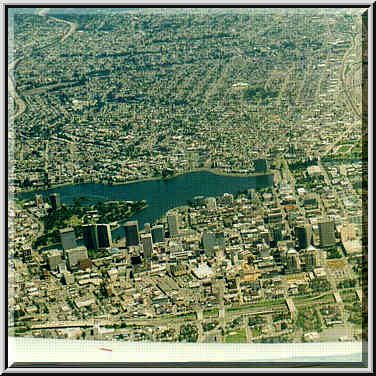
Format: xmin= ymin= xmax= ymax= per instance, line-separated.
xmin=303 ymin=194 xmax=318 ymax=208
xmin=169 ymin=240 xmax=183 ymax=255
xmin=65 ymin=246 xmax=88 ymax=270
xmin=35 ymin=194 xmax=44 ymax=208
xmin=247 ymin=189 xmax=255 ymax=200
xmin=214 ymin=279 xmax=225 ymax=303
xmin=141 ymin=233 xmax=153 ymax=259
xmin=97 ymin=224 xmax=112 ymax=249
xmin=340 ymin=224 xmax=357 ymax=242
xmin=60 ymin=228 xmax=77 ymax=251
xmin=21 ymin=247 xmax=33 ymax=263
xmin=49 ymin=193 xmax=61 ymax=210
xmin=304 ymin=246 xmax=321 ymax=271
xmin=231 ymin=250 xmax=239 ymax=265
xmin=260 ymin=230 xmax=271 ymax=245
xmin=202 ymin=230 xmax=225 ymax=254
xmin=131 ymin=255 xmax=142 ymax=266
xmin=82 ymin=224 xmax=99 ymax=250
xmin=258 ymin=241 xmax=270 ymax=257
xmin=205 ymin=197 xmax=217 ymax=210
xmin=151 ymin=225 xmax=165 ymax=243
xmin=124 ymin=220 xmax=140 ymax=246
xmin=45 ymin=249 xmax=63 ymax=271
xmin=167 ymin=213 xmax=179 ymax=237
xmin=272 ymin=227 xmax=283 ymax=243
xmin=318 ymin=220 xmax=336 ymax=248
xmin=295 ymin=224 xmax=312 ymax=250
xmin=144 ymin=223 xmax=151 ymax=233
xmin=286 ymin=248 xmax=302 ymax=273
xmin=63 ymin=272 xmax=75 ymax=285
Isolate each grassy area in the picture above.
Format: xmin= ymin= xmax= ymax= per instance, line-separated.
xmin=251 ymin=327 xmax=262 ymax=337
xmin=341 ymin=293 xmax=358 ymax=303
xmin=340 ymin=289 xmax=357 ymax=296
xmin=176 ymin=312 xmax=196 ymax=320
xmin=293 ymin=293 xmax=334 ymax=303
xmin=203 ymin=308 xmax=219 ymax=318
xmin=337 ymin=144 xmax=352 ymax=153
xmin=227 ymin=299 xmax=285 ymax=312
xmin=351 ymin=141 xmax=362 ymax=154
xmin=225 ymin=328 xmax=247 ymax=343
xmin=69 ymin=214 xmax=82 ymax=227
xmin=33 ymin=199 xmax=147 ymax=249
xmin=296 ymin=307 xmax=322 ymax=332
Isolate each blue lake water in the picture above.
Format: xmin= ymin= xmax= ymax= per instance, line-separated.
xmin=17 ymin=171 xmax=273 ymax=240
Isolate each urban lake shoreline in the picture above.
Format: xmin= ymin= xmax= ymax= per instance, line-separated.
xmin=15 ymin=169 xmax=274 ymax=195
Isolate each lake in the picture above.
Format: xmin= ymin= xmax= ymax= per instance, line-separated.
xmin=17 ymin=171 xmax=273 ymax=240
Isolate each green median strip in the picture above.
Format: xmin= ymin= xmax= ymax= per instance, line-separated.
xmin=227 ymin=299 xmax=286 ymax=312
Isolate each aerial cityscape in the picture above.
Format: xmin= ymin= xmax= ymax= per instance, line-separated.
xmin=8 ymin=7 xmax=367 ymax=346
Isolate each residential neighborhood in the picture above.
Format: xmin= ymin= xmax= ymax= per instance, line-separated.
xmin=8 ymin=7 xmax=367 ymax=346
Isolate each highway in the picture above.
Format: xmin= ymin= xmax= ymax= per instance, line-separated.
xmin=8 ymin=58 xmax=25 ymax=122
xmin=22 ymin=293 xmax=338 ymax=333
xmin=337 ymin=16 xmax=362 ymax=120
xmin=37 ymin=8 xmax=50 ymax=17
xmin=8 ymin=8 xmax=77 ymax=125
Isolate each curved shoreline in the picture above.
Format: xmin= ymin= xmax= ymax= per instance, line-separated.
xmin=15 ymin=169 xmax=274 ymax=195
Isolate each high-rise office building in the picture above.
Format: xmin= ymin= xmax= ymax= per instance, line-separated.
xmin=286 ymin=248 xmax=302 ymax=273
xmin=65 ymin=246 xmax=88 ymax=270
xmin=304 ymin=247 xmax=321 ymax=271
xmin=58 ymin=263 xmax=67 ymax=274
xmin=35 ymin=194 xmax=44 ymax=208
xmin=167 ymin=213 xmax=179 ymax=237
xmin=260 ymin=230 xmax=271 ymax=245
xmin=303 ymin=194 xmax=318 ymax=208
xmin=45 ymin=249 xmax=63 ymax=271
xmin=141 ymin=233 xmax=153 ymax=259
xmin=131 ymin=255 xmax=142 ymax=266
xmin=124 ymin=220 xmax=140 ymax=246
xmin=21 ymin=247 xmax=33 ymax=263
xmin=144 ymin=223 xmax=151 ymax=233
xmin=231 ymin=250 xmax=239 ymax=265
xmin=82 ymin=224 xmax=99 ymax=250
xmin=295 ymin=224 xmax=312 ymax=250
xmin=49 ymin=193 xmax=61 ymax=210
xmin=151 ymin=225 xmax=165 ymax=243
xmin=97 ymin=224 xmax=112 ymax=248
xmin=318 ymin=220 xmax=336 ymax=248
xmin=205 ymin=197 xmax=217 ymax=210
xmin=272 ymin=227 xmax=283 ymax=243
xmin=60 ymin=228 xmax=77 ymax=251
xmin=258 ymin=241 xmax=270 ymax=258
xmin=202 ymin=230 xmax=225 ymax=254
xmin=169 ymin=240 xmax=183 ymax=256
xmin=214 ymin=279 xmax=225 ymax=303
xmin=247 ymin=189 xmax=255 ymax=200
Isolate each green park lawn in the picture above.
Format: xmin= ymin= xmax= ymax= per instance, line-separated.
xmin=225 ymin=328 xmax=247 ymax=343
